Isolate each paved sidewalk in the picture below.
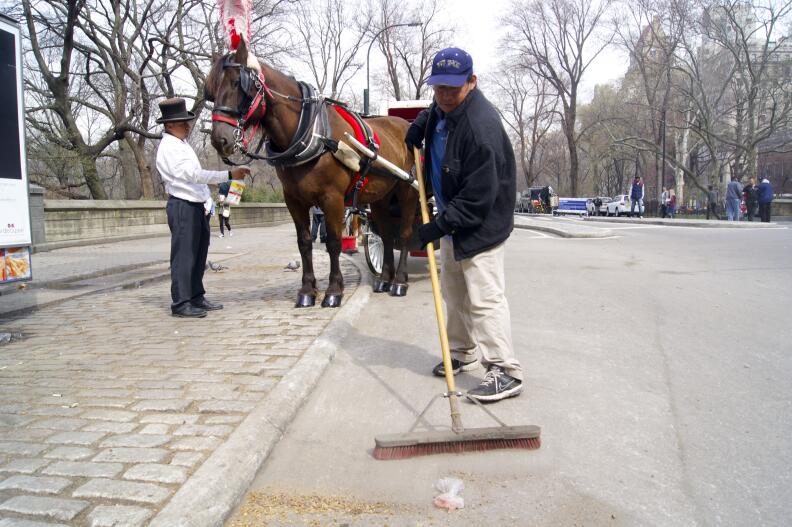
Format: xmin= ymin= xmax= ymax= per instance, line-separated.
xmin=0 ymin=224 xmax=365 ymax=526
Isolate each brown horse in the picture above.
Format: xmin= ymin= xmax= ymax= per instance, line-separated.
xmin=205 ymin=39 xmax=418 ymax=308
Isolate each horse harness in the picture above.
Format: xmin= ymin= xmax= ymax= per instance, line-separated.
xmin=210 ymin=55 xmax=380 ymax=209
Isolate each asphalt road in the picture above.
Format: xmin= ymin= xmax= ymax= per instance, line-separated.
xmin=226 ymin=221 xmax=792 ymax=527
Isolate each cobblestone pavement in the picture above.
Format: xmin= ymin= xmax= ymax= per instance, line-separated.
xmin=0 ymin=224 xmax=360 ymax=526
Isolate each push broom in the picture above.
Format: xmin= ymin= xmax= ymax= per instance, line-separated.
xmin=372 ymin=147 xmax=541 ymax=460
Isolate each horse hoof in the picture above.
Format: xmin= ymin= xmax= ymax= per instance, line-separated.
xmin=321 ymin=294 xmax=343 ymax=308
xmin=295 ymin=294 xmax=316 ymax=308
xmin=389 ymin=283 xmax=408 ymax=297
xmin=372 ymin=279 xmax=392 ymax=293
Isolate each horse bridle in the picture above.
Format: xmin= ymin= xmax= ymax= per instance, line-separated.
xmin=210 ymin=56 xmax=273 ymax=163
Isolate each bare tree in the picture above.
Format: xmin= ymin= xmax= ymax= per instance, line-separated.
xmin=616 ymin=0 xmax=792 ymax=200
xmin=503 ymin=0 xmax=615 ymax=196
xmin=615 ymin=0 xmax=687 ymax=203
xmin=365 ymin=0 xmax=453 ymax=106
xmin=492 ymin=63 xmax=558 ymax=191
xmin=288 ymin=0 xmax=370 ymax=98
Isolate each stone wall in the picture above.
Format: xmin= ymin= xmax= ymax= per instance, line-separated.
xmin=36 ymin=200 xmax=291 ymax=252
xmin=773 ymin=198 xmax=792 ymax=217
xmin=28 ymin=184 xmax=45 ymax=247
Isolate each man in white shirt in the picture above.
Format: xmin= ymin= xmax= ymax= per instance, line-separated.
xmin=155 ymin=98 xmax=248 ymax=318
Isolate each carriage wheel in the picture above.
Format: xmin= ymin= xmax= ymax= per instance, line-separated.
xmin=364 ymin=230 xmax=384 ymax=277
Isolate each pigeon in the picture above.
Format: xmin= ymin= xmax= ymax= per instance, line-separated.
xmin=284 ymin=260 xmax=300 ymax=271
xmin=206 ymin=260 xmax=228 ymax=272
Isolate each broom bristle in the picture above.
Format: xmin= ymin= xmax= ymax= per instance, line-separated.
xmin=373 ymin=436 xmax=540 ymax=460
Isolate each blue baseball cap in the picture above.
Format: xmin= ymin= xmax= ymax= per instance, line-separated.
xmin=426 ymin=47 xmax=473 ymax=87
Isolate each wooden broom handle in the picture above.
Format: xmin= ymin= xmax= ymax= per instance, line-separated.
xmin=413 ymin=147 xmax=463 ymax=432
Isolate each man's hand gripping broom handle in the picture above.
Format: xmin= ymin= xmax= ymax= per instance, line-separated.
xmin=413 ymin=147 xmax=463 ymax=433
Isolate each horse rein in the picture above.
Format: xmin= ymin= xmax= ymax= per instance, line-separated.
xmin=211 ymin=57 xmax=323 ymax=165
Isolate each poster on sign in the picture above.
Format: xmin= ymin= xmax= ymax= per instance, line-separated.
xmin=0 ymin=15 xmax=32 ymax=284
xmin=0 ymin=247 xmax=32 ymax=283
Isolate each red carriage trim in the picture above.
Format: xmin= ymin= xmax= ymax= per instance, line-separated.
xmin=332 ymin=105 xmax=380 ymax=206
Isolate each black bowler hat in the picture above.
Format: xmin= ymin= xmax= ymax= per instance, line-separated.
xmin=156 ymin=98 xmax=196 ymax=123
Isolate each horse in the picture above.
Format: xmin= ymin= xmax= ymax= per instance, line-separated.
xmin=204 ymin=39 xmax=418 ymax=308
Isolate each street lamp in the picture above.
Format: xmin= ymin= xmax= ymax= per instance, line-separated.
xmin=363 ymin=21 xmax=421 ymax=116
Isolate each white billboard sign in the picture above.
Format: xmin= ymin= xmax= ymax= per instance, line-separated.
xmin=0 ymin=15 xmax=32 ymax=283
xmin=0 ymin=15 xmax=29 ymax=247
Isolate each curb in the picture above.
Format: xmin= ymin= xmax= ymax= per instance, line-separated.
xmin=582 ymin=216 xmax=784 ymax=228
xmin=149 ymin=255 xmax=372 ymax=527
xmin=513 ymin=221 xmax=613 ymax=239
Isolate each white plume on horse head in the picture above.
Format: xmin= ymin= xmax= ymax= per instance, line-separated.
xmin=216 ymin=0 xmax=260 ymax=72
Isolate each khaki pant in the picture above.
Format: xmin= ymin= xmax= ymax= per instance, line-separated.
xmin=439 ymin=237 xmax=522 ymax=380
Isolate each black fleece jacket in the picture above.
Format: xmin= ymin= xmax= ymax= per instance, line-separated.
xmin=408 ymin=88 xmax=516 ymax=261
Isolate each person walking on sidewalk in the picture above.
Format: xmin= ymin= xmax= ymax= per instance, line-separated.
xmin=707 ymin=185 xmax=720 ymax=219
xmin=667 ymin=188 xmax=677 ymax=219
xmin=743 ymin=177 xmax=759 ymax=221
xmin=629 ymin=175 xmax=644 ymax=218
xmin=758 ymin=176 xmax=774 ymax=222
xmin=217 ymin=181 xmax=233 ymax=238
xmin=404 ymin=47 xmax=523 ymax=402
xmin=156 ymin=97 xmax=248 ymax=318
xmin=660 ymin=187 xmax=669 ymax=218
xmin=725 ymin=175 xmax=742 ymax=221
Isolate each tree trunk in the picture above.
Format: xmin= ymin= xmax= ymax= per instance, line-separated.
xmin=674 ymin=126 xmax=688 ymax=205
xmin=128 ymin=135 xmax=154 ymax=198
xmin=82 ymin=156 xmax=107 ymax=199
xmin=562 ymin=117 xmax=578 ymax=196
xmin=119 ymin=137 xmax=141 ymax=199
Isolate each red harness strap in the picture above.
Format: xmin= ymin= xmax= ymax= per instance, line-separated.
xmin=211 ymin=71 xmax=272 ymax=151
xmin=333 ymin=105 xmax=380 ymax=206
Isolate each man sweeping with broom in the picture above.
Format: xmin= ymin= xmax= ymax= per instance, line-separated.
xmin=373 ymin=48 xmax=538 ymax=460
xmin=404 ymin=47 xmax=523 ymax=402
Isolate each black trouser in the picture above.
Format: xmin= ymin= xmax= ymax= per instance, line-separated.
xmin=167 ymin=196 xmax=210 ymax=309
xmin=218 ymin=213 xmax=231 ymax=234
xmin=759 ymin=202 xmax=772 ymax=223
xmin=707 ymin=203 xmax=720 ymax=220
xmin=311 ymin=213 xmax=326 ymax=242
xmin=745 ymin=201 xmax=757 ymax=221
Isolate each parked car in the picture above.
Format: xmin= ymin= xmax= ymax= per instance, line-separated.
xmin=587 ymin=196 xmax=611 ymax=216
xmin=606 ymin=194 xmax=642 ymax=216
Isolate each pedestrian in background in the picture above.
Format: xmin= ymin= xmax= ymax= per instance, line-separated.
xmin=725 ymin=176 xmax=742 ymax=221
xmin=629 ymin=175 xmax=644 ymax=218
xmin=743 ymin=177 xmax=758 ymax=221
xmin=758 ymin=176 xmax=774 ymax=222
xmin=660 ymin=187 xmax=669 ymax=218
xmin=155 ymin=97 xmax=248 ymax=318
xmin=310 ymin=206 xmax=326 ymax=243
xmin=707 ymin=185 xmax=720 ymax=220
xmin=667 ymin=187 xmax=677 ymax=219
xmin=217 ymin=181 xmax=233 ymax=238
xmin=405 ymin=46 xmax=523 ymax=402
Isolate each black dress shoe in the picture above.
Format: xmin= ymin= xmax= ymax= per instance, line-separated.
xmin=172 ymin=304 xmax=207 ymax=318
xmin=191 ymin=297 xmax=223 ymax=311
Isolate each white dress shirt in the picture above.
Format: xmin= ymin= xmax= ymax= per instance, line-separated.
xmin=156 ymin=132 xmax=229 ymax=203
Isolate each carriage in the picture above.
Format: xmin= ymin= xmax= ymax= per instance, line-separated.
xmin=361 ymin=100 xmax=434 ymax=278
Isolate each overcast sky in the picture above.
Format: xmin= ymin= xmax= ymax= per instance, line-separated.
xmin=362 ymin=0 xmax=630 ymax=111
xmin=452 ymin=0 xmax=628 ymax=101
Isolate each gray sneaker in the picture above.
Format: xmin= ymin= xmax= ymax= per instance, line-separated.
xmin=466 ymin=366 xmax=522 ymax=401
xmin=432 ymin=358 xmax=479 ymax=377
